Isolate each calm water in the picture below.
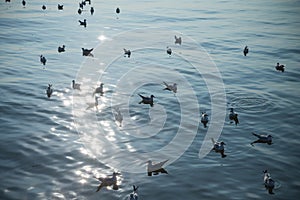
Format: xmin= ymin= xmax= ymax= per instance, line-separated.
xmin=1 ymin=0 xmax=300 ymax=199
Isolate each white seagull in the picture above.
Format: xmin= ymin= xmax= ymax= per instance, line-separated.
xmin=94 ymin=172 xmax=120 ymax=192
xmin=128 ymin=185 xmax=139 ymax=200
xmin=92 ymin=83 xmax=104 ymax=96
xmin=263 ymin=170 xmax=275 ymax=194
xmin=147 ymin=160 xmax=168 ymax=176
xmin=163 ymin=82 xmax=177 ymax=93
xmin=114 ymin=107 xmax=123 ymax=127
xmin=86 ymin=96 xmax=99 ymax=110
xmin=174 ymin=35 xmax=182 ymax=45
xmin=72 ymin=80 xmax=81 ymax=90
xmin=251 ymin=132 xmax=272 ymax=146
xmin=211 ymin=138 xmax=227 ymax=158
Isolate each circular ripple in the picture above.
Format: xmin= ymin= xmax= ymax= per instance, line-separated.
xmin=228 ymin=92 xmax=276 ymax=114
xmin=72 ymin=28 xmax=226 ymax=173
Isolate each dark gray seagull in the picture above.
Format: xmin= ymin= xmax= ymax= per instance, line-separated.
xmin=138 ymin=94 xmax=155 ymax=107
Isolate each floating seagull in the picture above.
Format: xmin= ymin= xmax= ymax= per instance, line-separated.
xmin=251 ymin=132 xmax=272 ymax=146
xmin=42 ymin=5 xmax=46 ymax=10
xmin=229 ymin=108 xmax=239 ymax=126
xmin=82 ymin=48 xmax=94 ymax=57
xmin=5 ymin=0 xmax=11 ymax=2
xmin=79 ymin=2 xmax=84 ymax=9
xmin=22 ymin=0 xmax=26 ymax=7
xmin=95 ymin=172 xmax=120 ymax=192
xmin=86 ymin=96 xmax=99 ymax=110
xmin=263 ymin=170 xmax=275 ymax=194
xmin=174 ymin=35 xmax=182 ymax=45
xmin=57 ymin=4 xmax=63 ymax=10
xmin=116 ymin=7 xmax=120 ymax=14
xmin=138 ymin=94 xmax=155 ymax=107
xmin=78 ymin=19 xmax=87 ymax=27
xmin=92 ymin=83 xmax=104 ymax=96
xmin=275 ymin=63 xmax=285 ymax=72
xmin=211 ymin=138 xmax=227 ymax=158
xmin=243 ymin=46 xmax=249 ymax=56
xmin=163 ymin=82 xmax=177 ymax=93
xmin=72 ymin=80 xmax=81 ymax=90
xmin=113 ymin=107 xmax=123 ymax=127
xmin=58 ymin=45 xmax=65 ymax=53
xmin=129 ymin=185 xmax=139 ymax=200
xmin=40 ymin=55 xmax=46 ymax=65
xmin=166 ymin=47 xmax=172 ymax=56
xmin=78 ymin=8 xmax=82 ymax=15
xmin=46 ymin=84 xmax=53 ymax=98
xmin=90 ymin=7 xmax=94 ymax=15
xmin=147 ymin=160 xmax=168 ymax=176
xmin=200 ymin=112 xmax=209 ymax=128
xmin=123 ymin=48 xmax=131 ymax=58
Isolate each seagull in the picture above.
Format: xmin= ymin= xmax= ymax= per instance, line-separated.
xmin=275 ymin=63 xmax=285 ymax=72
xmin=82 ymin=48 xmax=94 ymax=57
xmin=86 ymin=96 xmax=99 ymax=110
xmin=211 ymin=138 xmax=227 ymax=158
xmin=166 ymin=47 xmax=172 ymax=56
xmin=72 ymin=80 xmax=81 ymax=90
xmin=114 ymin=107 xmax=123 ymax=127
xmin=147 ymin=160 xmax=168 ymax=176
xmin=57 ymin=4 xmax=63 ymax=10
xmin=46 ymin=84 xmax=53 ymax=98
xmin=200 ymin=112 xmax=209 ymax=128
xmin=90 ymin=7 xmax=94 ymax=15
xmin=58 ymin=45 xmax=65 ymax=53
xmin=123 ymin=48 xmax=131 ymax=58
xmin=251 ymin=132 xmax=272 ymax=146
xmin=22 ymin=0 xmax=26 ymax=7
xmin=129 ymin=185 xmax=139 ymax=200
xmin=95 ymin=172 xmax=120 ymax=192
xmin=174 ymin=35 xmax=182 ymax=45
xmin=229 ymin=108 xmax=239 ymax=126
xmin=79 ymin=2 xmax=83 ymax=9
xmin=78 ymin=19 xmax=87 ymax=27
xmin=78 ymin=8 xmax=82 ymax=15
xmin=116 ymin=7 xmax=120 ymax=14
xmin=92 ymin=83 xmax=104 ymax=96
xmin=138 ymin=94 xmax=155 ymax=107
xmin=40 ymin=55 xmax=46 ymax=65
xmin=243 ymin=46 xmax=249 ymax=56
xmin=42 ymin=5 xmax=46 ymax=10
xmin=163 ymin=82 xmax=177 ymax=93
xmin=263 ymin=170 xmax=275 ymax=194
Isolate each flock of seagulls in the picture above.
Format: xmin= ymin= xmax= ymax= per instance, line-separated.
xmin=6 ymin=0 xmax=285 ymax=196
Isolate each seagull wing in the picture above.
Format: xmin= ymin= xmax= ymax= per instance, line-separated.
xmin=154 ymin=159 xmax=168 ymax=168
